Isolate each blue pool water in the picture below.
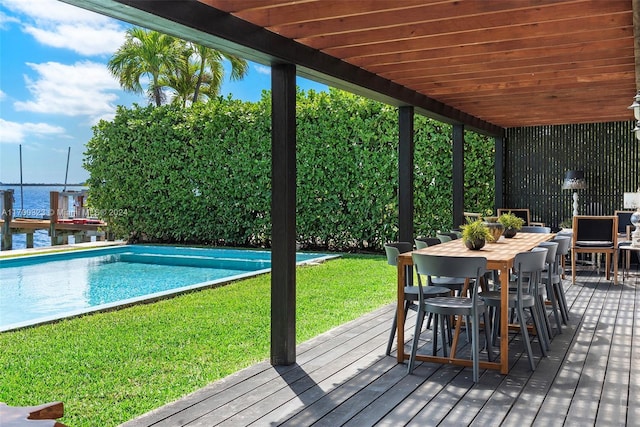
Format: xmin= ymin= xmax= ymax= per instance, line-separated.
xmin=0 ymin=245 xmax=333 ymax=331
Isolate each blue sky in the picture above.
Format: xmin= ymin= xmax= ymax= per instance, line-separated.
xmin=0 ymin=0 xmax=327 ymax=184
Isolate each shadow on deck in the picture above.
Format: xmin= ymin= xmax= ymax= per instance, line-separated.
xmin=121 ymin=266 xmax=640 ymax=426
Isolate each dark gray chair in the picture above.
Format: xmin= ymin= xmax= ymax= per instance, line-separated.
xmin=546 ymin=236 xmax=571 ymax=323
xmin=415 ymin=237 xmax=466 ymax=295
xmin=408 ymin=254 xmax=492 ymax=382
xmin=414 ymin=237 xmax=440 ymax=249
xmin=384 ymin=242 xmax=416 ymax=356
xmin=520 ymin=226 xmax=551 ymax=233
xmin=538 ymin=241 xmax=563 ymax=337
xmin=480 ymin=248 xmax=548 ymax=371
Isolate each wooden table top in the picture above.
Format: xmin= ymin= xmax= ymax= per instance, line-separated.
xmin=399 ymin=232 xmax=555 ymax=265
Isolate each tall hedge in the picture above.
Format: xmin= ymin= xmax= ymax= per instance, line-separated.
xmin=84 ymin=88 xmax=494 ymax=251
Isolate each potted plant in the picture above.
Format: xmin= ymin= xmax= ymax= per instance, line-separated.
xmin=498 ymin=212 xmax=525 ymax=238
xmin=481 ymin=210 xmax=504 ymax=242
xmin=461 ymin=219 xmax=494 ymax=250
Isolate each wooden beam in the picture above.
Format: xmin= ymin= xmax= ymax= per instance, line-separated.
xmin=270 ymin=63 xmax=297 ymax=366
xmin=62 ymin=0 xmax=502 ymax=136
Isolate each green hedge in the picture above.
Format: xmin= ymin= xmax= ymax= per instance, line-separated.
xmin=84 ymin=88 xmax=494 ymax=251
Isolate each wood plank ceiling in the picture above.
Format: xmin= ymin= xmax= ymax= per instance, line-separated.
xmin=200 ymin=0 xmax=638 ymax=129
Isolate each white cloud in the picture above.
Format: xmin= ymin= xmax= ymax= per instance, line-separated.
xmin=254 ymin=65 xmax=271 ymax=75
xmin=3 ymin=0 xmax=110 ymax=25
xmin=14 ymin=60 xmax=121 ymax=121
xmin=0 ymin=11 xmax=20 ymax=29
xmin=25 ymin=22 xmax=125 ymax=56
xmin=3 ymin=0 xmax=127 ymax=55
xmin=0 ymin=90 xmax=5 ymax=101
xmin=0 ymin=118 xmax=66 ymax=144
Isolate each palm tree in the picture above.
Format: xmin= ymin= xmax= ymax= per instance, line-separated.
xmin=189 ymin=43 xmax=248 ymax=104
xmin=108 ymin=28 xmax=181 ymax=107
xmin=161 ymin=52 xmax=215 ymax=108
xmin=108 ymin=28 xmax=249 ymax=107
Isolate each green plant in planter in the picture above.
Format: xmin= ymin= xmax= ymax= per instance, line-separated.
xmin=498 ymin=212 xmax=525 ymax=238
xmin=461 ymin=219 xmax=494 ymax=250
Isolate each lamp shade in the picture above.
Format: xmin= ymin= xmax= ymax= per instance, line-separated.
xmin=624 ymin=191 xmax=640 ymax=209
xmin=562 ymin=170 xmax=586 ymax=190
xmin=629 ymin=92 xmax=640 ymax=121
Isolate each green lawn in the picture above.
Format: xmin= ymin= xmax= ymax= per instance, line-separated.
xmin=0 ymin=253 xmax=396 ymax=427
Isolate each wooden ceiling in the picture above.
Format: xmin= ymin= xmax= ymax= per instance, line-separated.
xmin=66 ymin=0 xmax=639 ymax=133
xmin=201 ymin=0 xmax=637 ymax=129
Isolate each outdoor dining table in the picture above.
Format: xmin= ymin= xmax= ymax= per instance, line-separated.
xmin=396 ymin=232 xmax=554 ymax=374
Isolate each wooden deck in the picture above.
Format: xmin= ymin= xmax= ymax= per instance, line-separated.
xmin=121 ymin=265 xmax=639 ymax=427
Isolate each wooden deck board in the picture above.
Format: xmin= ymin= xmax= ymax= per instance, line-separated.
xmin=594 ymin=283 xmax=629 ymax=427
xmin=120 ymin=267 xmax=639 ymax=427
xmin=628 ymin=280 xmax=640 ymax=424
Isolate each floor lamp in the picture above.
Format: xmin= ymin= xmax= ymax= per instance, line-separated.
xmin=562 ymin=170 xmax=587 ymax=216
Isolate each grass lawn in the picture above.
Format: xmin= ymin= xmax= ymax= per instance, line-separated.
xmin=0 ymin=253 xmax=396 ymax=427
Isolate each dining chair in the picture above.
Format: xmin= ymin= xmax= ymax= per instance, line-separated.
xmin=497 ymin=208 xmax=531 ymax=226
xmin=571 ymin=215 xmax=618 ymax=284
xmin=520 ymin=226 xmax=551 ymax=233
xmin=415 ymin=237 xmax=467 ymax=296
xmin=614 ymin=210 xmax=634 ymax=239
xmin=414 ymin=237 xmax=440 ymax=249
xmin=464 ymin=212 xmax=482 ymax=223
xmin=408 ymin=254 xmax=492 ymax=382
xmin=384 ymin=242 xmax=416 ymax=356
xmin=547 ymin=236 xmax=571 ymax=323
xmin=538 ymin=241 xmax=563 ymax=337
xmin=436 ymin=233 xmax=453 ymax=243
xmin=479 ymin=248 xmax=548 ymax=370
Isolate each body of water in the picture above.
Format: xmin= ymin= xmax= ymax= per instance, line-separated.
xmin=0 ymin=184 xmax=87 ymax=250
xmin=0 ymin=245 xmax=333 ymax=331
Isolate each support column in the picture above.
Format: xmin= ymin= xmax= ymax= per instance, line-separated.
xmin=452 ymin=124 xmax=465 ymax=228
xmin=398 ymin=106 xmax=414 ymax=243
xmin=494 ymin=136 xmax=504 ymax=209
xmin=270 ymin=63 xmax=297 ymax=366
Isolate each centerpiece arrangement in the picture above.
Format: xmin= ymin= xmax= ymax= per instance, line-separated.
xmin=461 ymin=218 xmax=494 ymax=250
xmin=482 ymin=215 xmax=504 ymax=242
xmin=498 ymin=212 xmax=525 ymax=238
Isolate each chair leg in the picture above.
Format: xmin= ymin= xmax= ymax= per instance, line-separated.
xmin=546 ymin=278 xmax=563 ymax=335
xmin=388 ymin=301 xmax=413 ymax=356
xmin=432 ymin=313 xmax=439 ymax=356
xmin=529 ymin=305 xmax=548 ymax=357
xmin=491 ymin=306 xmax=500 ymax=346
xmin=483 ymin=306 xmax=494 ymax=362
xmin=571 ymin=249 xmax=577 ymax=284
xmin=517 ymin=304 xmax=536 ymax=371
xmin=555 ymin=282 xmax=570 ymax=322
xmin=471 ymin=313 xmax=480 ymax=383
xmin=386 ymin=306 xmax=399 ymax=356
xmin=439 ymin=313 xmax=448 ymax=357
xmin=537 ymin=293 xmax=553 ymax=347
xmin=407 ymin=308 xmax=426 ymax=375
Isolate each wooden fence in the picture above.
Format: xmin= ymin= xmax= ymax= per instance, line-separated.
xmin=503 ymin=121 xmax=639 ymax=230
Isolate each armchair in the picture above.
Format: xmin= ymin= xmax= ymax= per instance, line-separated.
xmin=571 ymin=215 xmax=618 ymax=284
xmin=497 ymin=208 xmax=545 ymax=227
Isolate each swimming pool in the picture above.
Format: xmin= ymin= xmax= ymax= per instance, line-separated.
xmin=0 ymin=245 xmax=334 ymax=332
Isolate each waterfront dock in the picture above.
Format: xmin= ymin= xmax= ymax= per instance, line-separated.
xmin=1 ymin=189 xmax=108 ymax=251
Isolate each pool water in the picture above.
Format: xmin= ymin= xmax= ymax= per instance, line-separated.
xmin=0 ymin=245 xmax=332 ymax=331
